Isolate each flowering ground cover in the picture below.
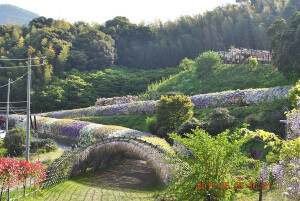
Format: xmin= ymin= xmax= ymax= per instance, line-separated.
xmin=9 ymin=116 xmax=174 ymax=154
xmin=40 ymin=86 xmax=291 ymax=119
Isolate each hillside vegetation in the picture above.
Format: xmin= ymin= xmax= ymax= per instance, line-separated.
xmin=33 ymin=67 xmax=180 ymax=112
xmin=141 ymin=64 xmax=296 ymax=99
xmin=0 ymin=0 xmax=299 ymax=113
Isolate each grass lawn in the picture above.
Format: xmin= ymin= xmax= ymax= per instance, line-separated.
xmin=15 ymin=148 xmax=65 ymax=167
xmin=25 ymin=179 xmax=156 ymax=201
xmin=24 ymin=155 xmax=162 ymax=201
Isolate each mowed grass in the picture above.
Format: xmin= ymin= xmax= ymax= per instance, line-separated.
xmin=24 ymin=155 xmax=161 ymax=201
xmin=25 ymin=180 xmax=156 ymax=201
xmin=15 ymin=148 xmax=65 ymax=167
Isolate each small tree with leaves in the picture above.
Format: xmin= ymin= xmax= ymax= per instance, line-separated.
xmin=179 ymin=57 xmax=194 ymax=71
xmin=249 ymin=56 xmax=258 ymax=71
xmin=194 ymin=51 xmax=222 ymax=76
xmin=155 ymin=94 xmax=194 ymax=138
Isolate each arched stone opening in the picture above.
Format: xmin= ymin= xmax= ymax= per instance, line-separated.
xmin=71 ymin=141 xmax=176 ymax=185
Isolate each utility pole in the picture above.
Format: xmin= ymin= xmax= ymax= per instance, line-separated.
xmin=5 ymin=78 xmax=10 ymax=133
xmin=25 ymin=57 xmax=31 ymax=161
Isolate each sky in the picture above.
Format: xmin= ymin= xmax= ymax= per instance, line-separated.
xmin=0 ymin=0 xmax=237 ymax=24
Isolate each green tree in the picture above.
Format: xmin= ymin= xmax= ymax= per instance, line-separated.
xmin=33 ymin=83 xmax=65 ymax=112
xmin=194 ymin=51 xmax=222 ymax=75
xmin=66 ymin=50 xmax=87 ymax=71
xmin=267 ymin=18 xmax=287 ymax=37
xmin=74 ymin=29 xmax=116 ymax=70
xmin=269 ymin=12 xmax=300 ymax=78
xmin=287 ymin=79 xmax=300 ymax=108
xmin=62 ymin=75 xmax=92 ymax=109
xmin=179 ymin=57 xmax=194 ymax=71
xmin=156 ymin=94 xmax=194 ymax=138
xmin=57 ymin=44 xmax=70 ymax=71
xmin=249 ymin=56 xmax=258 ymax=71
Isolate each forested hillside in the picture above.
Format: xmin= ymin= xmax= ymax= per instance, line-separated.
xmin=0 ymin=0 xmax=299 ymax=112
xmin=0 ymin=4 xmax=39 ymax=25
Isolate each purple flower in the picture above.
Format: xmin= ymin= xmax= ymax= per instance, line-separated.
xmin=61 ymin=121 xmax=90 ymax=139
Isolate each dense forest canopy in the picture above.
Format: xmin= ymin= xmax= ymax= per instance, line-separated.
xmin=0 ymin=0 xmax=299 ymax=112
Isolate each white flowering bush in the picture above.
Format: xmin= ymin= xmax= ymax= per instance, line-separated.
xmin=36 ymin=116 xmax=53 ymax=131
xmin=8 ymin=115 xmax=26 ymax=128
xmin=14 ymin=118 xmax=26 ymax=129
xmin=41 ymin=119 xmax=60 ymax=134
xmin=42 ymin=86 xmax=291 ymax=119
xmin=95 ymin=95 xmax=138 ymax=106
xmin=79 ymin=123 xmax=105 ymax=142
xmin=108 ymin=129 xmax=138 ymax=138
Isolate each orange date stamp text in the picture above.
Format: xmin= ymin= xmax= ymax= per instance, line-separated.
xmin=197 ymin=182 xmax=271 ymax=190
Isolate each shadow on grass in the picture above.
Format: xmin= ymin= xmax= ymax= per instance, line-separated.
xmin=70 ymin=153 xmax=164 ymax=193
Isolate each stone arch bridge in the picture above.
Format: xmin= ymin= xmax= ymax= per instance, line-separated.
xmin=9 ymin=115 xmax=186 ymax=187
xmin=42 ymin=136 xmax=184 ymax=188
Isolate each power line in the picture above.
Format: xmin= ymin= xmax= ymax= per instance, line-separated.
xmin=0 ymin=57 xmax=46 ymax=61
xmin=0 ymin=56 xmax=44 ymax=161
xmin=0 ymin=71 xmax=28 ymax=89
xmin=0 ymin=58 xmax=28 ymax=61
xmin=0 ymin=64 xmax=45 ymax=69
xmin=0 ymin=101 xmax=28 ymax=104
xmin=0 ymin=56 xmax=47 ymax=69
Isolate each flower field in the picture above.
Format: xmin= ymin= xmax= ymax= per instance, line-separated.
xmin=40 ymin=86 xmax=291 ymax=119
xmin=9 ymin=115 xmax=174 ymax=154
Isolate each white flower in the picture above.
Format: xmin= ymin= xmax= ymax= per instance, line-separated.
xmin=15 ymin=118 xmax=26 ymax=128
xmin=42 ymin=119 xmax=60 ymax=134
xmin=79 ymin=123 xmax=105 ymax=142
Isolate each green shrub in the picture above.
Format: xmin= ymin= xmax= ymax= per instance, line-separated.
xmin=145 ymin=117 xmax=157 ymax=134
xmin=165 ymin=91 xmax=183 ymax=97
xmin=37 ymin=132 xmax=79 ymax=146
xmin=288 ymin=79 xmax=300 ymax=108
xmin=3 ymin=128 xmax=26 ymax=157
xmin=245 ymin=113 xmax=262 ymax=130
xmin=194 ymin=51 xmax=222 ymax=75
xmin=179 ymin=57 xmax=194 ymax=71
xmin=207 ymin=108 xmax=235 ymax=135
xmin=266 ymin=110 xmax=286 ymax=138
xmin=177 ymin=118 xmax=208 ymax=136
xmin=0 ymin=140 xmax=7 ymax=157
xmin=167 ymin=128 xmax=257 ymax=200
xmin=249 ymin=56 xmax=258 ymax=71
xmin=156 ymin=94 xmax=194 ymax=138
xmin=30 ymin=138 xmax=58 ymax=153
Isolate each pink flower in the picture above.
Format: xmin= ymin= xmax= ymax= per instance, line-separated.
xmin=238 ymin=176 xmax=242 ymax=179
